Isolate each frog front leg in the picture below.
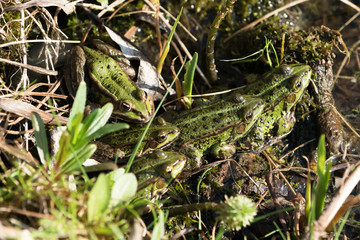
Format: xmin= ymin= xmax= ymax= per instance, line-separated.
xmin=181 ymin=144 xmax=204 ymax=169
xmin=210 ymin=142 xmax=236 ymax=159
xmin=64 ymin=46 xmax=87 ymax=98
xmin=182 ymin=142 xmax=236 ymax=169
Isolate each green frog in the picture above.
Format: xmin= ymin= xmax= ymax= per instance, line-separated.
xmin=131 ymin=149 xmax=187 ymax=198
xmin=84 ymin=149 xmax=186 ymax=198
xmin=236 ymin=64 xmax=312 ymax=151
xmin=94 ymin=117 xmax=180 ymax=161
xmin=64 ymin=39 xmax=154 ymax=123
xmin=170 ymin=95 xmax=265 ymax=168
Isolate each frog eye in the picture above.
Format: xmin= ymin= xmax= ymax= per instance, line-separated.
xmin=293 ymin=78 xmax=302 ymax=92
xmin=144 ymin=91 xmax=148 ymax=100
xmin=120 ymin=101 xmax=132 ymax=112
xmin=245 ymin=110 xmax=253 ymax=122
xmin=156 ymin=131 xmax=168 ymax=143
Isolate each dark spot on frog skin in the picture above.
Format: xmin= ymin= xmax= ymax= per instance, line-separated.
xmin=204 ymin=126 xmax=209 ymax=130
xmin=107 ymin=65 xmax=110 ymax=69
xmin=185 ymin=123 xmax=190 ymax=128
xmin=194 ymin=128 xmax=198 ymax=132
xmin=218 ymin=113 xmax=224 ymax=117
xmin=202 ymin=116 xmax=208 ymax=121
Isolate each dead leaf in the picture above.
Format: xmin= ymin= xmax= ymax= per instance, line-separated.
xmin=0 ymin=98 xmax=68 ymax=125
xmin=105 ymin=26 xmax=170 ymax=101
xmin=3 ymin=0 xmax=76 ymax=15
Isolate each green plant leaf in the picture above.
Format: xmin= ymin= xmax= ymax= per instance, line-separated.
xmin=82 ymin=103 xmax=114 ymax=138
xmin=85 ymin=123 xmax=129 ymax=144
xmin=151 ymin=210 xmax=165 ymax=240
xmin=108 ymin=168 xmax=126 ymax=182
xmin=53 ymin=129 xmax=71 ymax=171
xmin=110 ymin=172 xmax=137 ymax=206
xmin=314 ymin=134 xmax=332 ymax=219
xmin=31 ymin=112 xmax=51 ymax=168
xmin=67 ymin=81 xmax=86 ymax=131
xmin=58 ymin=144 xmax=97 ymax=175
xmin=182 ymin=52 xmax=198 ymax=109
xmin=157 ymin=7 xmax=183 ymax=74
xmin=88 ymin=173 xmax=110 ymax=223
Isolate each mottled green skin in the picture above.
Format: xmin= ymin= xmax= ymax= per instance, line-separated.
xmin=237 ymin=64 xmax=312 ymax=151
xmin=96 ymin=119 xmax=180 ymax=160
xmin=131 ymin=150 xmax=187 ymax=198
xmin=66 ymin=45 xmax=154 ymax=123
xmin=171 ymin=95 xmax=265 ymax=167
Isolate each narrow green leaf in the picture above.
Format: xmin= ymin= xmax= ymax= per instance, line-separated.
xmin=86 ymin=123 xmax=129 ymax=144
xmin=82 ymin=103 xmax=114 ymax=138
xmin=151 ymin=211 xmax=165 ymax=240
xmin=31 ymin=112 xmax=51 ymax=168
xmin=182 ymin=52 xmax=198 ymax=109
xmin=67 ymin=81 xmax=86 ymax=131
xmin=314 ymin=134 xmax=332 ymax=219
xmin=88 ymin=174 xmax=110 ymax=223
xmin=58 ymin=144 xmax=97 ymax=174
xmin=305 ymin=172 xmax=312 ymax=219
xmin=54 ymin=129 xmax=71 ymax=170
xmin=157 ymin=7 xmax=183 ymax=73
xmin=317 ymin=134 xmax=326 ymax=176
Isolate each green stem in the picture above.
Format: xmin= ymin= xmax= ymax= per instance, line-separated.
xmin=167 ymin=202 xmax=221 ymax=217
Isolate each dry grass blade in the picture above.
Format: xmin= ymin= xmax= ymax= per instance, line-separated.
xmin=340 ymin=0 xmax=360 ymax=12
xmin=0 ymin=98 xmax=68 ymax=125
xmin=3 ymin=0 xmax=75 ymax=15
xmin=0 ymin=58 xmax=58 ymax=76
xmin=0 ymin=39 xmax=80 ymax=48
xmin=0 ymin=138 xmax=37 ymax=165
